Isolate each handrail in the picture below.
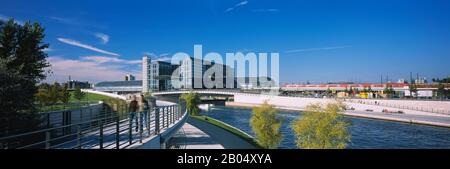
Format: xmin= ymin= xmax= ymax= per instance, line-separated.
xmin=0 ymin=102 xmax=187 ymax=149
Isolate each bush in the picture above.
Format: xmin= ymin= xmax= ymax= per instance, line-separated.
xmin=291 ymin=102 xmax=351 ymax=149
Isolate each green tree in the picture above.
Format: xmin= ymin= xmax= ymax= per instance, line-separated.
xmin=383 ymin=84 xmax=395 ymax=98
xmin=409 ymin=83 xmax=418 ymax=98
xmin=326 ymin=88 xmax=332 ymax=97
xmin=48 ymin=82 xmax=61 ymax=106
xmin=59 ymin=84 xmax=71 ymax=105
xmin=250 ymin=102 xmax=283 ymax=149
xmin=73 ymin=86 xmax=86 ymax=104
xmin=291 ymin=102 xmax=351 ymax=149
xmin=34 ymin=88 xmax=50 ymax=108
xmin=367 ymin=86 xmax=372 ymax=93
xmin=180 ymin=91 xmax=200 ymax=116
xmin=436 ymin=83 xmax=446 ymax=99
xmin=0 ymin=19 xmax=50 ymax=132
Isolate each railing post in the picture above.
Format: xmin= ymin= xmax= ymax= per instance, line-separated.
xmin=77 ymin=124 xmax=81 ymax=149
xmin=128 ymin=114 xmax=132 ymax=145
xmin=165 ymin=107 xmax=169 ymax=128
xmin=139 ymin=112 xmax=143 ymax=143
xmin=99 ymin=123 xmax=104 ymax=149
xmin=47 ymin=113 xmax=50 ymax=128
xmin=162 ymin=107 xmax=165 ymax=129
xmin=116 ymin=116 xmax=120 ymax=149
xmin=147 ymin=109 xmax=151 ymax=136
xmin=155 ymin=108 xmax=160 ymax=134
xmin=178 ymin=104 xmax=181 ymax=120
xmin=171 ymin=106 xmax=174 ymax=124
xmin=45 ymin=131 xmax=50 ymax=149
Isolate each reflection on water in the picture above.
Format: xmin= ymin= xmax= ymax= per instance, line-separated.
xmin=200 ymin=105 xmax=450 ymax=149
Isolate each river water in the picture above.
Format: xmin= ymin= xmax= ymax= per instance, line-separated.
xmin=200 ymin=105 xmax=450 ymax=149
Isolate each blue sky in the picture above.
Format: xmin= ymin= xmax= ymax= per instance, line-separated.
xmin=1 ymin=0 xmax=450 ymax=83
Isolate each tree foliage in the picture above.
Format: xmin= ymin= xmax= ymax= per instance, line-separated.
xmin=180 ymin=91 xmax=201 ymax=116
xmin=73 ymin=86 xmax=86 ymax=103
xmin=48 ymin=82 xmax=61 ymax=105
xmin=59 ymin=84 xmax=71 ymax=104
xmin=291 ymin=102 xmax=351 ymax=149
xmin=250 ymin=101 xmax=283 ymax=149
xmin=436 ymin=83 xmax=448 ymax=99
xmin=0 ymin=19 xmax=50 ymax=133
xmin=409 ymin=83 xmax=418 ymax=97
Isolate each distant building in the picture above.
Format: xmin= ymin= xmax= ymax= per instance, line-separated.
xmin=397 ymin=79 xmax=407 ymax=84
xmin=94 ymin=80 xmax=142 ymax=94
xmin=142 ymin=56 xmax=151 ymax=93
xmin=67 ymin=80 xmax=91 ymax=90
xmin=142 ymin=56 xmax=235 ymax=92
xmin=125 ymin=74 xmax=135 ymax=81
xmin=415 ymin=77 xmax=427 ymax=84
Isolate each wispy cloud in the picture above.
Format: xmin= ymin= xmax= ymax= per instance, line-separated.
xmin=95 ymin=33 xmax=109 ymax=44
xmin=285 ymin=46 xmax=352 ymax=53
xmin=49 ymin=16 xmax=108 ymax=29
xmin=144 ymin=52 xmax=172 ymax=61
xmin=251 ymin=9 xmax=279 ymax=12
xmin=49 ymin=16 xmax=79 ymax=25
xmin=0 ymin=14 xmax=24 ymax=25
xmin=42 ymin=48 xmax=54 ymax=52
xmin=225 ymin=1 xmax=249 ymax=12
xmin=81 ymin=55 xmax=141 ymax=64
xmin=46 ymin=56 xmax=140 ymax=83
xmin=57 ymin=38 xmax=120 ymax=56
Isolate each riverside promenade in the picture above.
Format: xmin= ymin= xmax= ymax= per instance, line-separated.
xmin=227 ymin=97 xmax=450 ymax=128
xmin=167 ymin=118 xmax=258 ymax=149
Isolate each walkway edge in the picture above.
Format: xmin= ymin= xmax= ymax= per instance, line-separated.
xmin=188 ymin=117 xmax=260 ymax=149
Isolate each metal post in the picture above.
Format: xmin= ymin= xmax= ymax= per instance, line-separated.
xmin=77 ymin=124 xmax=81 ymax=149
xmin=139 ymin=112 xmax=143 ymax=143
xmin=166 ymin=107 xmax=169 ymax=128
xmin=99 ymin=123 xmax=104 ymax=149
xmin=147 ymin=109 xmax=151 ymax=136
xmin=47 ymin=113 xmax=50 ymax=128
xmin=155 ymin=108 xmax=160 ymax=134
xmin=170 ymin=105 xmax=175 ymax=123
xmin=116 ymin=116 xmax=120 ymax=149
xmin=162 ymin=107 xmax=165 ymax=129
xmin=45 ymin=131 xmax=50 ymax=149
xmin=128 ymin=114 xmax=132 ymax=145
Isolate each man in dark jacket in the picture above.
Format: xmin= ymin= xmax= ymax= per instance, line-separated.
xmin=129 ymin=95 xmax=139 ymax=132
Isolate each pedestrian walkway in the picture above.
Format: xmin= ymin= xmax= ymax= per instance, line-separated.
xmin=167 ymin=123 xmax=224 ymax=149
xmin=168 ymin=118 xmax=258 ymax=149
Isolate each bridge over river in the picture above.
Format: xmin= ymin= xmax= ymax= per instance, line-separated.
xmin=0 ymin=99 xmax=188 ymax=149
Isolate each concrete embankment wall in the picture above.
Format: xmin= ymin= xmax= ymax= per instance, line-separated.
xmin=233 ymin=95 xmax=336 ymax=110
xmin=232 ymin=94 xmax=450 ymax=116
xmin=348 ymin=99 xmax=450 ymax=115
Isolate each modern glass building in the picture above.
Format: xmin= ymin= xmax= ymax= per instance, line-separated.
xmin=142 ymin=55 xmax=236 ymax=92
xmin=94 ymin=80 xmax=142 ymax=94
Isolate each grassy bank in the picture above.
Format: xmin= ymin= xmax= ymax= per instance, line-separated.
xmin=37 ymin=92 xmax=119 ymax=112
xmin=190 ymin=115 xmax=263 ymax=149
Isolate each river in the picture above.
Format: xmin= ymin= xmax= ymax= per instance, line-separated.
xmin=200 ymin=105 xmax=450 ymax=149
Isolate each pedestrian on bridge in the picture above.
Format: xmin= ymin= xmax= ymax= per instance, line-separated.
xmin=128 ymin=95 xmax=139 ymax=132
xmin=139 ymin=94 xmax=149 ymax=129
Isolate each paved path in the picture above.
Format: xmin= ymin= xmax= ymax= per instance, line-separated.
xmin=168 ymin=118 xmax=257 ymax=149
xmin=168 ymin=122 xmax=224 ymax=149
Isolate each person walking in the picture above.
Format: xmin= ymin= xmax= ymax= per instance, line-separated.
xmin=128 ymin=95 xmax=139 ymax=132
xmin=139 ymin=94 xmax=149 ymax=129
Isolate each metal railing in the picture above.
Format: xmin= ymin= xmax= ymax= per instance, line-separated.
xmin=0 ymin=102 xmax=186 ymax=149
